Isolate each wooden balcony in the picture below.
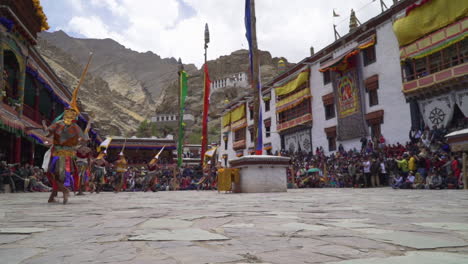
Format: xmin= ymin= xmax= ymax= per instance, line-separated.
xmin=403 ymin=62 xmax=468 ymax=95
xmin=277 ymin=113 xmax=312 ymax=132
xmin=233 ymin=139 xmax=246 ymax=150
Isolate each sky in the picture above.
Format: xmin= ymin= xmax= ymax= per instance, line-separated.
xmin=40 ymin=0 xmax=394 ymax=68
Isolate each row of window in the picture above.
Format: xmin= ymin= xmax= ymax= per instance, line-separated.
xmin=155 ymin=116 xmax=178 ymax=122
xmin=212 ymin=73 xmax=245 ymax=89
xmin=402 ymin=38 xmax=467 ymax=82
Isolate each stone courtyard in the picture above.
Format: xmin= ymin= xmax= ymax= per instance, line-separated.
xmin=1 ymin=189 xmax=468 ymax=264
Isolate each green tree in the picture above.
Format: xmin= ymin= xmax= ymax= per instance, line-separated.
xmin=136 ymin=120 xmax=151 ymax=138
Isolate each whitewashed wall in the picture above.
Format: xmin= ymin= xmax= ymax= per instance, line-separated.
xmin=310 ymin=20 xmax=411 ymax=155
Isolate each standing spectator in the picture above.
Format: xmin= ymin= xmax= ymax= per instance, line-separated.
xmin=379 ymin=158 xmax=388 ymax=186
xmin=363 ymin=157 xmax=371 ymax=187
xmin=370 ymin=158 xmax=380 ymax=187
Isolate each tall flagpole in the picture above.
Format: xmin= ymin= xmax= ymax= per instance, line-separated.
xmin=201 ymin=23 xmax=210 ymax=166
xmin=177 ymin=58 xmax=184 ymax=168
xmin=247 ymin=0 xmax=262 ymax=155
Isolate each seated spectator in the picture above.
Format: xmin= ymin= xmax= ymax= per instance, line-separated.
xmin=401 ymin=171 xmax=415 ymax=189
xmin=413 ymin=172 xmax=425 ymax=189
xmin=392 ymin=174 xmax=403 ymax=189
xmin=427 ymin=171 xmax=444 ymax=189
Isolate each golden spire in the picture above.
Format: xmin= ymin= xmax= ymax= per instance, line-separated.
xmin=349 ymin=9 xmax=359 ymax=32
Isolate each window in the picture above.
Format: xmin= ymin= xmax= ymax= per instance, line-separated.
xmin=369 ymin=89 xmax=379 ymax=106
xmin=249 ymin=107 xmax=254 ymax=120
xmin=234 ymin=128 xmax=246 ymax=142
xmin=362 ymin=45 xmax=376 ymax=66
xmin=325 ymin=126 xmax=337 ymax=152
xmin=365 ymin=75 xmax=379 ymax=107
xmin=249 ymin=128 xmax=254 ymax=142
xmin=264 ymin=99 xmax=270 ymax=112
xmin=323 ymin=70 xmax=331 ymax=85
xmin=370 ymin=123 xmax=381 ymax=138
xmin=325 ymin=103 xmax=335 ymax=120
xmin=366 ymin=110 xmax=384 ymax=138
xmin=265 ymin=126 xmax=271 ymax=138
xmin=223 ymin=133 xmax=228 ymax=150
xmin=327 ymin=136 xmax=336 ymax=152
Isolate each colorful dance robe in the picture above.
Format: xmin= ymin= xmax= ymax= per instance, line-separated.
xmin=46 ymin=120 xmax=85 ymax=191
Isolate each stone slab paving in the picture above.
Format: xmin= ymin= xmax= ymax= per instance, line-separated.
xmin=0 ymin=189 xmax=467 ymax=263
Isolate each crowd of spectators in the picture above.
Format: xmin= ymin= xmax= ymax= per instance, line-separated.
xmin=0 ymin=162 xmax=51 ymax=193
xmin=284 ymin=126 xmax=465 ymax=190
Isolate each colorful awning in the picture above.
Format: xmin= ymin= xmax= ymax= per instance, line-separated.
xmin=392 ymin=0 xmax=468 ymax=47
xmin=276 ymin=88 xmax=311 ymax=113
xmin=400 ymin=18 xmax=467 ymax=60
xmin=319 ymin=49 xmax=359 ymax=73
xmin=358 ymin=34 xmax=376 ymax=50
xmin=274 ymin=70 xmax=309 ymax=96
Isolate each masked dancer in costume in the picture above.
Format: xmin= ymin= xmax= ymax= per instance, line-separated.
xmin=76 ymin=143 xmax=92 ymax=195
xmin=43 ymin=109 xmax=90 ymax=204
xmin=43 ymin=54 xmax=93 ymax=204
xmin=91 ymin=150 xmax=108 ymax=193
xmin=114 ymin=152 xmax=128 ymax=192
xmin=144 ymin=146 xmax=165 ymax=192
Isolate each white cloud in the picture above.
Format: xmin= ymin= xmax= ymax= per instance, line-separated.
xmin=62 ymin=0 xmax=392 ymax=68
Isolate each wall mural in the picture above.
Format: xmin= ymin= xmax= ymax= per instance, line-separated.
xmin=284 ymin=129 xmax=311 ymax=153
xmin=332 ymin=55 xmax=367 ymax=141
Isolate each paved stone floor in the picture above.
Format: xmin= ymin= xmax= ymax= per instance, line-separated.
xmin=1 ymin=188 xmax=468 ymax=264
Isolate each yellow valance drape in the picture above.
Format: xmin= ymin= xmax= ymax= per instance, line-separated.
xmin=358 ymin=34 xmax=376 ymax=50
xmin=400 ymin=18 xmax=467 ymax=60
xmin=230 ymin=104 xmax=245 ymax=123
xmin=275 ymin=71 xmax=309 ymax=96
xmin=276 ymin=88 xmax=311 ymax=113
xmin=393 ymin=0 xmax=468 ymax=47
xmin=222 ymin=112 xmax=231 ymax=127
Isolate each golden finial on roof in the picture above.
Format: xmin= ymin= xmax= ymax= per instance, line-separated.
xmin=278 ymin=59 xmax=286 ymax=73
xmin=349 ymin=9 xmax=359 ymax=32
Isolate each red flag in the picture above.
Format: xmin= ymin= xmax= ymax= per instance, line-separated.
xmin=201 ymin=63 xmax=211 ymax=165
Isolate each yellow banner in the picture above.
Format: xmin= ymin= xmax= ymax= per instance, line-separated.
xmin=393 ymin=0 xmax=468 ymax=47
xmin=276 ymin=88 xmax=311 ymax=113
xmin=230 ymin=104 xmax=245 ymax=123
xmin=275 ymin=71 xmax=309 ymax=96
xmin=222 ymin=112 xmax=231 ymax=127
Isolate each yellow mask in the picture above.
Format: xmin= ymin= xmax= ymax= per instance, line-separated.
xmin=63 ymin=109 xmax=78 ymax=125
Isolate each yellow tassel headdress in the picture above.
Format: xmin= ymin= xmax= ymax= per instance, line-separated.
xmin=69 ymin=52 xmax=93 ymax=114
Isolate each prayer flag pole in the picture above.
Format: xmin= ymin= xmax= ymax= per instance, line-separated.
xmin=245 ymin=0 xmax=263 ymax=155
xmin=201 ymin=23 xmax=211 ymax=166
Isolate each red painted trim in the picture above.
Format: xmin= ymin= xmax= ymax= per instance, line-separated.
xmin=435 ymin=69 xmax=452 ymax=82
xmin=418 ymin=75 xmax=434 ymax=86
xmin=454 ymin=64 xmax=468 ymax=76
xmin=403 ymin=81 xmax=418 ymax=91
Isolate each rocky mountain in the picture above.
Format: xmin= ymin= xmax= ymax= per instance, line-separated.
xmin=38 ymin=31 xmax=292 ymax=141
xmin=37 ymin=38 xmax=146 ymax=136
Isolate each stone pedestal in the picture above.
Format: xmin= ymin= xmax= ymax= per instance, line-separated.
xmin=229 ymin=155 xmax=290 ymax=193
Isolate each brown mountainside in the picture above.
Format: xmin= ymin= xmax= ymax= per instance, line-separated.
xmin=38 ymin=31 xmax=292 ymax=141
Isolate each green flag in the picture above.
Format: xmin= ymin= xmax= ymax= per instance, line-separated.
xmin=177 ymin=71 xmax=188 ymax=167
